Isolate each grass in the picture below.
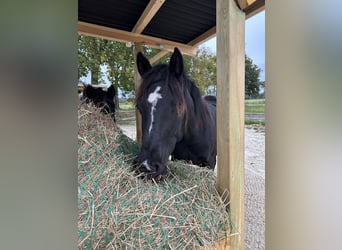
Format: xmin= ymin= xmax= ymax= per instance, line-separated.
xmin=245 ymin=98 xmax=265 ymax=114
xmin=245 ymin=105 xmax=265 ymax=114
xmin=119 ymin=103 xmax=135 ymax=110
xmin=245 ymin=99 xmax=265 ymax=105
xmin=245 ymin=120 xmax=265 ymax=126
xmin=119 ymin=98 xmax=265 ymax=122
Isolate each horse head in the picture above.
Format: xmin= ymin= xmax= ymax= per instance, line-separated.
xmin=82 ymin=84 xmax=116 ymax=121
xmin=134 ymin=48 xmax=187 ymax=179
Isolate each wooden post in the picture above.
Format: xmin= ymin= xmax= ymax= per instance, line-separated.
xmin=134 ymin=43 xmax=143 ymax=144
xmin=216 ymin=0 xmax=245 ymax=249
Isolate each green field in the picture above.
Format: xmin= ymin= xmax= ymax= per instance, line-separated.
xmin=245 ymin=99 xmax=265 ymax=105
xmin=245 ymin=99 xmax=265 ymax=114
xmin=119 ymin=99 xmax=265 ymax=114
xmin=119 ymin=103 xmax=135 ymax=110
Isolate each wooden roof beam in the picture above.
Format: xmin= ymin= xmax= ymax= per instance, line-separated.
xmin=188 ymin=26 xmax=217 ymax=46
xmin=245 ymin=0 xmax=265 ymax=19
xmin=137 ymin=0 xmax=264 ymax=64
xmin=236 ymin=0 xmax=256 ymax=10
xmin=132 ymin=0 xmax=165 ymax=34
xmin=78 ymin=21 xmax=197 ymax=57
xmin=150 ymin=26 xmax=216 ymax=64
xmin=150 ymin=50 xmax=169 ymax=65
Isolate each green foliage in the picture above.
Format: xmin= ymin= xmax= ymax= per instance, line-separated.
xmin=245 ymin=55 xmax=263 ymax=98
xmin=185 ymin=47 xmax=217 ymax=95
xmin=78 ymin=35 xmax=108 ymax=84
xmin=136 ymin=47 xmax=216 ymax=95
xmin=105 ymin=42 xmax=135 ymax=95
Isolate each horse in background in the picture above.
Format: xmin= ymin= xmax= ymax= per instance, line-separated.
xmin=134 ymin=47 xmax=216 ymax=179
xmin=80 ymin=84 xmax=116 ymax=122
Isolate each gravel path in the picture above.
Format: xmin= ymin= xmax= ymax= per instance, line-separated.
xmin=117 ymin=122 xmax=265 ymax=249
xmin=244 ymin=127 xmax=265 ymax=250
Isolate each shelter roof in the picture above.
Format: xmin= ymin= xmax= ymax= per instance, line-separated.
xmin=78 ymin=0 xmax=264 ymax=58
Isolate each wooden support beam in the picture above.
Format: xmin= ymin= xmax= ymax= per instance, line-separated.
xmin=132 ymin=0 xmax=165 ymax=34
xmin=134 ymin=43 xmax=143 ymax=144
xmin=245 ymin=0 xmax=265 ymax=19
xmin=150 ymin=26 xmax=216 ymax=65
xmin=150 ymin=50 xmax=169 ymax=65
xmin=217 ymin=0 xmax=245 ymax=249
xmin=78 ymin=21 xmax=197 ymax=57
xmin=188 ymin=26 xmax=217 ymax=46
xmin=236 ymin=0 xmax=256 ymax=10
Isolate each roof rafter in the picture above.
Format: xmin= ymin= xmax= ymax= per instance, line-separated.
xmin=148 ymin=0 xmax=264 ymax=64
xmin=78 ymin=21 xmax=197 ymax=56
xmin=236 ymin=0 xmax=257 ymax=10
xmin=245 ymin=0 xmax=265 ymax=19
xmin=132 ymin=0 xmax=165 ymax=34
xmin=150 ymin=26 xmax=216 ymax=64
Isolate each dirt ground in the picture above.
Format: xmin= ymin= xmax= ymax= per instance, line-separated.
xmin=117 ymin=118 xmax=265 ymax=250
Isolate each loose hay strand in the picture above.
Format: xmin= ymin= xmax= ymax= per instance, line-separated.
xmin=78 ymin=103 xmax=231 ymax=249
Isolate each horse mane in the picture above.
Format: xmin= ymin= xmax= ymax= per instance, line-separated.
xmin=135 ymin=64 xmax=211 ymax=128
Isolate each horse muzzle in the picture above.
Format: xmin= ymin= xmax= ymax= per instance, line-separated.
xmin=133 ymin=159 xmax=167 ymax=180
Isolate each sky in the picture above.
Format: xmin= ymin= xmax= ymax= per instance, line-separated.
xmin=200 ymin=10 xmax=265 ymax=81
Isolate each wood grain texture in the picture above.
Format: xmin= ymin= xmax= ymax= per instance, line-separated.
xmin=134 ymin=43 xmax=143 ymax=144
xmin=217 ymin=0 xmax=245 ymax=249
xmin=78 ymin=21 xmax=197 ymax=57
xmin=132 ymin=0 xmax=165 ymax=34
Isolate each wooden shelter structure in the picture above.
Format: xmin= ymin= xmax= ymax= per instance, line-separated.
xmin=78 ymin=0 xmax=265 ymax=249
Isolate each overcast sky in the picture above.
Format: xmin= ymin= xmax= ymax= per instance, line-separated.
xmin=201 ymin=10 xmax=265 ymax=81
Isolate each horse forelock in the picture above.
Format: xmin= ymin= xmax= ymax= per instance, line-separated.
xmin=135 ymin=64 xmax=167 ymax=108
xmin=135 ymin=64 xmax=211 ymax=129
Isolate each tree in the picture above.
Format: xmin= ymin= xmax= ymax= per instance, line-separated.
xmin=185 ymin=47 xmax=216 ymax=94
xmin=78 ymin=35 xmax=108 ymax=85
xmin=245 ymin=55 xmax=263 ymax=98
xmin=146 ymin=47 xmax=217 ymax=95
xmin=78 ymin=35 xmax=136 ymax=109
xmin=105 ymin=42 xmax=135 ymax=109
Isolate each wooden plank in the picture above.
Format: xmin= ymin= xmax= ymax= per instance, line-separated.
xmin=150 ymin=26 xmax=216 ymax=65
xmin=149 ymin=50 xmax=169 ymax=65
xmin=134 ymin=43 xmax=143 ymax=144
xmin=171 ymin=0 xmax=261 ymax=55
xmin=236 ymin=0 xmax=257 ymax=10
xmin=245 ymin=0 xmax=265 ymax=19
xmin=188 ymin=26 xmax=217 ymax=46
xmin=216 ymin=0 xmax=245 ymax=249
xmin=132 ymin=0 xmax=165 ymax=34
xmin=78 ymin=21 xmax=197 ymax=57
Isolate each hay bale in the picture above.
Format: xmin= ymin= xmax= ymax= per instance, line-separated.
xmin=78 ymin=104 xmax=231 ymax=249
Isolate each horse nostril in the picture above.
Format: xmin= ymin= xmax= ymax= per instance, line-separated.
xmin=153 ymin=163 xmax=167 ymax=176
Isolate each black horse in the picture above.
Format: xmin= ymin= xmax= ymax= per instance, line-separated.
xmin=134 ymin=48 xmax=216 ymax=179
xmin=81 ymin=84 xmax=116 ymax=122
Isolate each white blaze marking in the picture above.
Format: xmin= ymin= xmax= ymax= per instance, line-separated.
xmin=147 ymin=86 xmax=162 ymax=134
xmin=142 ymin=160 xmax=151 ymax=171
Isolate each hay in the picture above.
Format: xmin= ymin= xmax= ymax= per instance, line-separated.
xmin=78 ymin=104 xmax=231 ymax=249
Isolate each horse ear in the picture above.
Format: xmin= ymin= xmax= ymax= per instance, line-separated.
xmin=169 ymin=47 xmax=184 ymax=77
xmin=107 ymin=85 xmax=115 ymax=98
xmin=137 ymin=52 xmax=152 ymax=77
